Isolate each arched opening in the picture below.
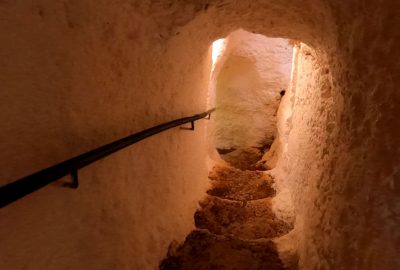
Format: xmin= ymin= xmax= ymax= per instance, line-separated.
xmin=211 ymin=29 xmax=293 ymax=171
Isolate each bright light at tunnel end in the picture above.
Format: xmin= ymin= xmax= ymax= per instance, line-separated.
xmin=211 ymin=38 xmax=226 ymax=68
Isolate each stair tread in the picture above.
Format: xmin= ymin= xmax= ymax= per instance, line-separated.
xmin=195 ymin=195 xmax=292 ymax=240
xmin=160 ymin=162 xmax=294 ymax=270
xmin=160 ymin=229 xmax=287 ymax=270
xmin=207 ymin=166 xmax=276 ymax=201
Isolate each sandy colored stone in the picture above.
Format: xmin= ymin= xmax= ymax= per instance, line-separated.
xmin=213 ymin=30 xmax=293 ymax=150
xmin=160 ymin=230 xmax=287 ymax=270
xmin=207 ymin=165 xmax=275 ymax=201
xmin=161 ymin=159 xmax=294 ymax=269
xmin=195 ymin=196 xmax=292 ymax=240
xmin=0 ymin=0 xmax=399 ymax=269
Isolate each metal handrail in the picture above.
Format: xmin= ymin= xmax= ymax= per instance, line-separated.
xmin=0 ymin=108 xmax=215 ymax=208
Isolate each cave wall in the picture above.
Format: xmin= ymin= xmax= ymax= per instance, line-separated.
xmin=0 ymin=1 xmax=213 ymax=269
xmin=272 ymin=14 xmax=400 ymax=270
xmin=0 ymin=0 xmax=399 ymax=269
xmin=271 ymin=43 xmax=344 ymax=268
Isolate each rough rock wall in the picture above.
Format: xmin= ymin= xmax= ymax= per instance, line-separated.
xmin=270 ymin=43 xmax=343 ymax=268
xmin=214 ymin=30 xmax=293 ymax=150
xmin=1 ymin=0 xmax=399 ymax=269
xmin=285 ymin=2 xmax=400 ymax=268
xmin=316 ymin=3 xmax=400 ymax=268
xmin=273 ymin=20 xmax=400 ymax=270
xmin=0 ymin=1 xmax=212 ymax=269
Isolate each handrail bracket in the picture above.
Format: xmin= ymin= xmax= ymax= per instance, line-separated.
xmin=180 ymin=121 xmax=195 ymax=131
xmin=63 ymin=170 xmax=79 ymax=189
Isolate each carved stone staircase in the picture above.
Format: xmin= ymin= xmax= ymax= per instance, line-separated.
xmin=160 ymin=164 xmax=293 ymax=270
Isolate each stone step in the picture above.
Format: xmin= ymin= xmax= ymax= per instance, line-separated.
xmin=194 ymin=196 xmax=293 ymax=240
xmin=207 ymin=166 xmax=275 ymax=201
xmin=217 ymin=148 xmax=267 ymax=171
xmin=160 ymin=229 xmax=287 ymax=270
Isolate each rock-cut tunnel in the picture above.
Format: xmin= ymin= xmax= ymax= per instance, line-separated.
xmin=0 ymin=1 xmax=399 ymax=270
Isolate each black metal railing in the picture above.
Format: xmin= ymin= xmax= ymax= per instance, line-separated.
xmin=0 ymin=108 xmax=215 ymax=208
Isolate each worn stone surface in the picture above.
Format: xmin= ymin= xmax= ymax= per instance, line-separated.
xmin=161 ymin=162 xmax=292 ymax=269
xmin=218 ymin=147 xmax=267 ymax=171
xmin=1 ymin=0 xmax=399 ymax=269
xmin=195 ymin=196 xmax=292 ymax=240
xmin=207 ymin=165 xmax=275 ymax=201
xmin=0 ymin=1 xmax=213 ymax=269
xmin=160 ymin=230 xmax=286 ymax=270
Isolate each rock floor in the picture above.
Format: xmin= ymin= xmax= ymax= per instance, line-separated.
xmin=160 ymin=161 xmax=293 ymax=270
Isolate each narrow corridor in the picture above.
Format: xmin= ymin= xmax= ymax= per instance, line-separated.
xmin=1 ymin=1 xmax=399 ymax=269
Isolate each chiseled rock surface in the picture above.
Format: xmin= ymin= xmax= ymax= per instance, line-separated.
xmin=161 ymin=164 xmax=293 ymax=269
xmin=207 ymin=165 xmax=276 ymax=201
xmin=1 ymin=1 xmax=399 ymax=269
xmin=195 ymin=195 xmax=293 ymax=240
xmin=160 ymin=230 xmax=286 ymax=270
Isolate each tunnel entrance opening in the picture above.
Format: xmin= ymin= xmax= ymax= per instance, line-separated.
xmin=209 ymin=29 xmax=294 ymax=171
